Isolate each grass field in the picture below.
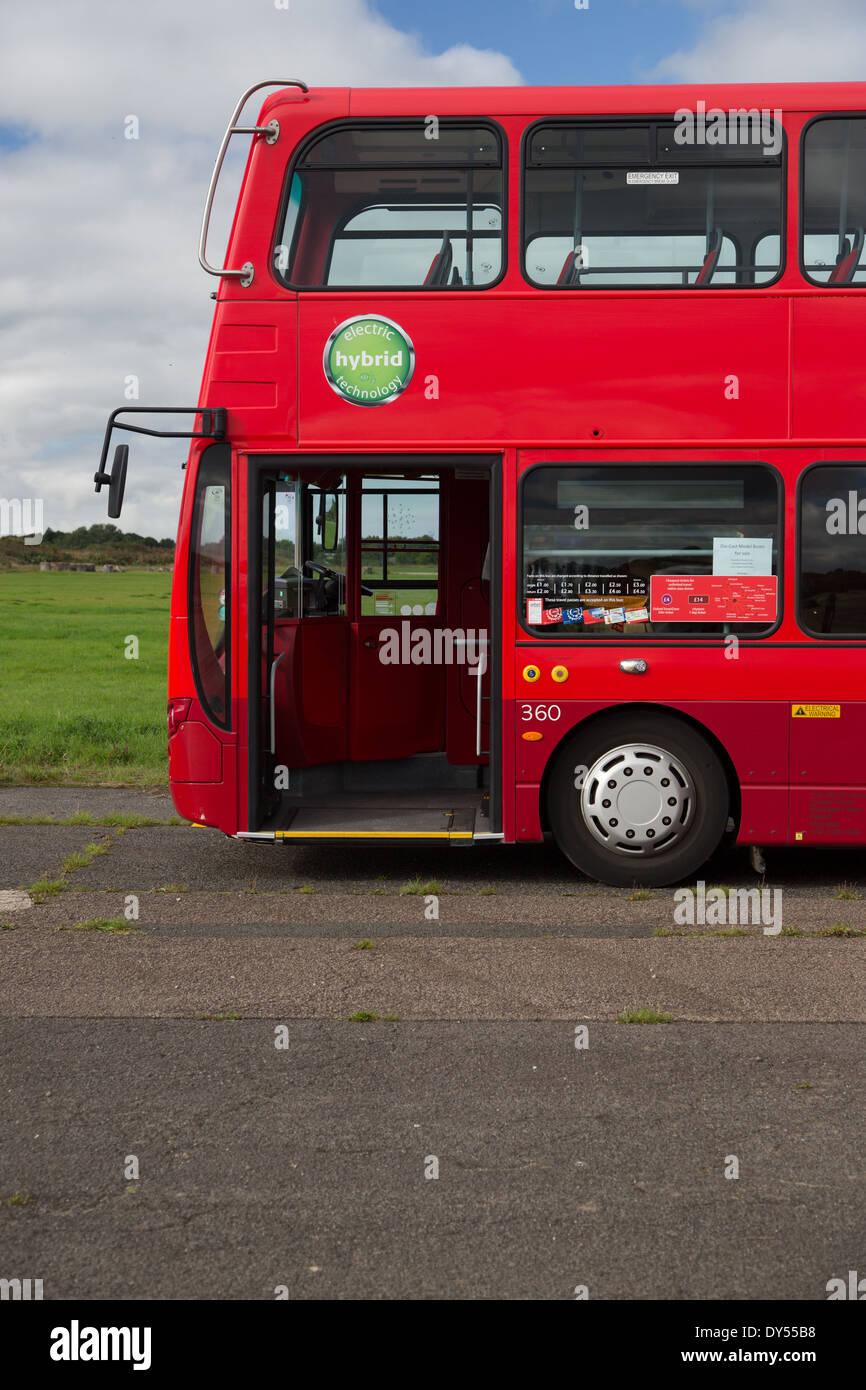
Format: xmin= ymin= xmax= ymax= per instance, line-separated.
xmin=0 ymin=565 xmax=441 ymax=786
xmin=0 ymin=572 xmax=171 ymax=785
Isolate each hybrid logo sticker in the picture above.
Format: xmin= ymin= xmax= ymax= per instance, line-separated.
xmin=323 ymin=315 xmax=415 ymax=407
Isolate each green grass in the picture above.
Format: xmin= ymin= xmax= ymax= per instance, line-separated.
xmin=400 ymin=878 xmax=441 ymax=896
xmin=63 ymin=918 xmax=138 ymax=935
xmin=2 ymin=1192 xmax=35 ymax=1207
xmin=0 ymin=572 xmax=171 ymax=785
xmin=24 ymin=831 xmax=117 ymax=899
xmin=28 ymin=876 xmax=65 ymax=903
xmin=353 ymin=939 xmax=376 ymax=950
xmin=346 ymin=1010 xmax=380 ymax=1022
xmin=833 ymin=882 xmax=862 ymax=900
xmin=616 ymin=1007 xmax=673 ymax=1024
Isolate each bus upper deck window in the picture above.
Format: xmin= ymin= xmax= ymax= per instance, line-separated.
xmin=188 ymin=449 xmax=230 ymax=729
xmin=274 ymin=122 xmax=504 ymax=289
xmin=523 ymin=118 xmax=783 ymax=289
xmin=802 ymin=117 xmax=866 ymax=286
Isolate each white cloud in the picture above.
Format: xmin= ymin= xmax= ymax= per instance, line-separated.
xmin=0 ymin=0 xmax=521 ymax=539
xmin=654 ymin=0 xmax=866 ymax=82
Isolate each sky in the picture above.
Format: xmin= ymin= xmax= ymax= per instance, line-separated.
xmin=2 ymin=0 xmax=866 ymax=539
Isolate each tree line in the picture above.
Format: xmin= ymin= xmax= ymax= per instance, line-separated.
xmin=40 ymin=524 xmax=174 ymax=550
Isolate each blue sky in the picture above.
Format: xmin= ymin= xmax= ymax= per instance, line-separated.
xmin=373 ymin=0 xmax=702 ymax=87
xmin=0 ymin=124 xmax=34 ymax=153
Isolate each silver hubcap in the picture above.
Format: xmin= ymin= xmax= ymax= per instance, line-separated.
xmin=580 ymin=742 xmax=694 ymax=856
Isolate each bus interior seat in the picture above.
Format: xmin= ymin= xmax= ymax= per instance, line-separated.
xmin=829 ymin=227 xmax=865 ymax=284
xmin=424 ymin=233 xmax=453 ymax=286
xmin=695 ymin=228 xmax=724 ymax=286
xmin=557 ymin=248 xmax=582 ymax=286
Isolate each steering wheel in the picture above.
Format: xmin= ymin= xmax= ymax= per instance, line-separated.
xmin=307 ymin=559 xmax=376 ymax=593
xmin=279 ymin=561 xmax=373 ymax=598
xmin=306 ymin=560 xmax=375 ymax=598
xmin=304 ymin=560 xmax=337 ymax=578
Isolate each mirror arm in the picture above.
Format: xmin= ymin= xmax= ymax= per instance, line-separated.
xmin=94 ymin=406 xmax=228 ymax=496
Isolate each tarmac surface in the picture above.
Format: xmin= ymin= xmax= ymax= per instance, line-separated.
xmin=1 ymin=787 xmax=863 ymax=1299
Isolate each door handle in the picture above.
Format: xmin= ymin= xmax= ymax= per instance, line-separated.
xmin=619 ymin=658 xmax=648 ymax=674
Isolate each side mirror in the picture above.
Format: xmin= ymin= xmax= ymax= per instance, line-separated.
xmin=107 ymin=444 xmax=128 ymax=519
xmin=95 ymin=444 xmax=128 ymax=519
xmin=318 ymin=490 xmax=339 ymax=553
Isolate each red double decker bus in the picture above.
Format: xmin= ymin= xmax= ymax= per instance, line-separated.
xmin=95 ymin=79 xmax=866 ymax=885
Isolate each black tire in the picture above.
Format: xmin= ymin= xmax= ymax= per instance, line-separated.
xmin=546 ymin=711 xmax=730 ymax=887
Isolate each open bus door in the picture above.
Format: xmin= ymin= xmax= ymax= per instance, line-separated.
xmin=249 ymin=457 xmax=501 ymax=842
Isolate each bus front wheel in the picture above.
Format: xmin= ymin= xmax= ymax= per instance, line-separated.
xmin=546 ymin=713 xmax=730 ymax=888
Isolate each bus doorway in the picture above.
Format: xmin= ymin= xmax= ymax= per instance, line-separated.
xmin=250 ymin=457 xmax=500 ymax=842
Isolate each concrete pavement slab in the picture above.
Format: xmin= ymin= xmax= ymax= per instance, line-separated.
xmin=0 ymin=787 xmax=176 ymax=820
xmin=0 ymin=1020 xmax=861 ymax=1300
xmin=0 ymin=827 xmax=111 ymax=895
xmin=16 ymin=887 xmax=866 ymax=937
xmin=0 ymin=933 xmax=862 ymax=1021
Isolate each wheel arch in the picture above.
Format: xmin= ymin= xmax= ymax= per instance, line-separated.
xmin=538 ymin=702 xmax=741 ymax=837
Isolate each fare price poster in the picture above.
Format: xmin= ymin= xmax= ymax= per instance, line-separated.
xmin=650 ymin=575 xmax=778 ymax=622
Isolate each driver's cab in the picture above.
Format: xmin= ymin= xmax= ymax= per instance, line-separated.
xmin=253 ymin=459 xmax=497 ymax=840
xmin=271 ymin=475 xmax=348 ymax=620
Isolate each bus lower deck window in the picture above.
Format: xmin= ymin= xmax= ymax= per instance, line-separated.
xmin=521 ymin=462 xmax=780 ymax=637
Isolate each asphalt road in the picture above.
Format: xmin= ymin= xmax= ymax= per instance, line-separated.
xmin=1 ymin=788 xmax=863 ymax=1300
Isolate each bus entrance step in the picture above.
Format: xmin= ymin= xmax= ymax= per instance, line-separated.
xmin=276 ymin=806 xmax=476 ymax=841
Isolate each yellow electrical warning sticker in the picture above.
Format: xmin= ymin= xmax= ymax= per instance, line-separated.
xmin=791 ymin=704 xmax=840 ymax=718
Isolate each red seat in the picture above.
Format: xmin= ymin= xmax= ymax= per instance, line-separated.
xmin=695 ymin=229 xmax=723 ymax=286
xmin=557 ymin=250 xmax=576 ymax=285
xmin=829 ymin=229 xmax=864 ymax=284
xmin=423 ymin=234 xmax=453 ymax=286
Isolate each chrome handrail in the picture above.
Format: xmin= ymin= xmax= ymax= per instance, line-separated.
xmin=198 ymin=79 xmax=308 ymax=288
xmin=473 ymin=651 xmax=489 ymax=758
xmin=269 ymin=651 xmax=286 ymax=756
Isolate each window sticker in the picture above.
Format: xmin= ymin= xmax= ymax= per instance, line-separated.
xmin=526 ymin=603 xmax=585 ymax=626
xmin=626 ymin=171 xmax=679 ymax=185
xmin=650 ymin=574 xmax=777 ymax=622
xmin=581 ymin=608 xmax=608 ymax=626
xmin=525 ymin=598 xmax=652 ymax=628
xmin=373 ymin=591 xmax=397 ymax=616
xmin=525 ymin=572 xmax=647 ymax=600
xmin=712 ymin=537 xmax=773 ymax=576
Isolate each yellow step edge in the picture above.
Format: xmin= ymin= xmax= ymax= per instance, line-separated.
xmin=274 ymin=829 xmax=473 ymax=840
